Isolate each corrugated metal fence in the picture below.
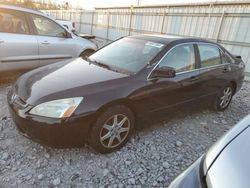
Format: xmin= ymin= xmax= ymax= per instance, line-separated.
xmin=45 ymin=1 xmax=250 ymax=77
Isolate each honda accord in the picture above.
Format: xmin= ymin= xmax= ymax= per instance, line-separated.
xmin=7 ymin=35 xmax=245 ymax=153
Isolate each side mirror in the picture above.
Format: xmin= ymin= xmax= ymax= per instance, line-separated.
xmin=151 ymin=66 xmax=176 ymax=79
xmin=63 ymin=31 xmax=72 ymax=38
xmin=234 ymin=55 xmax=242 ymax=60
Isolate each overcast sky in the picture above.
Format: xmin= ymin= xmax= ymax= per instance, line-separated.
xmin=56 ymin=0 xmax=229 ymax=10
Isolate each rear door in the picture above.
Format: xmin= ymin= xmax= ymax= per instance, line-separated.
xmin=0 ymin=9 xmax=39 ymax=72
xmin=197 ymin=43 xmax=230 ymax=98
xmin=28 ymin=14 xmax=77 ymax=66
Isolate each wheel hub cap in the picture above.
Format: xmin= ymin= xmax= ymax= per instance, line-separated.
xmin=100 ymin=114 xmax=130 ymax=148
xmin=220 ymin=87 xmax=232 ymax=108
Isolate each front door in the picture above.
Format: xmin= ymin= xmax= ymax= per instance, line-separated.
xmin=28 ymin=13 xmax=76 ymax=66
xmin=143 ymin=43 xmax=202 ymax=113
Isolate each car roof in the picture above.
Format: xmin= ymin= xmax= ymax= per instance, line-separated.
xmin=129 ymin=34 xmax=216 ymax=46
xmin=0 ymin=4 xmax=46 ymax=17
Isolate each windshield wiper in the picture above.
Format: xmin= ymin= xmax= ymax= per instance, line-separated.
xmin=87 ymin=57 xmax=111 ymax=70
xmin=86 ymin=57 xmax=131 ymax=75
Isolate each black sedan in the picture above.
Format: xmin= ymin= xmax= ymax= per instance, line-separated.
xmin=7 ymin=35 xmax=245 ymax=153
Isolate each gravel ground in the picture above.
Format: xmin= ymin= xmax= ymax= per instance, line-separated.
xmin=0 ymin=79 xmax=249 ymax=187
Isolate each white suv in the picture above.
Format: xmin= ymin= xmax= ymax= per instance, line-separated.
xmin=0 ymin=4 xmax=97 ymax=72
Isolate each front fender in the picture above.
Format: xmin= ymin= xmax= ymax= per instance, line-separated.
xmin=73 ymin=76 xmax=145 ymax=117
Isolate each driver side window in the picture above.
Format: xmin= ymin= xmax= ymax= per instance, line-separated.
xmin=31 ymin=14 xmax=65 ymax=37
xmin=159 ymin=44 xmax=195 ymax=73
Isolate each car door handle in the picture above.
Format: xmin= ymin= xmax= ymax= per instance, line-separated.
xmin=41 ymin=41 xmax=50 ymax=45
xmin=189 ymin=76 xmax=199 ymax=82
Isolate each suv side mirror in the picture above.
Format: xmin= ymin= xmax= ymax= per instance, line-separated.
xmin=151 ymin=66 xmax=176 ymax=79
xmin=63 ymin=31 xmax=72 ymax=38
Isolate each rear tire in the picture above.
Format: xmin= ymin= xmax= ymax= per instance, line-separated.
xmin=214 ymin=84 xmax=233 ymax=111
xmin=89 ymin=105 xmax=134 ymax=154
xmin=80 ymin=50 xmax=95 ymax=60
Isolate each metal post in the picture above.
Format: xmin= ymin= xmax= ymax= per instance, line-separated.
xmin=91 ymin=11 xmax=94 ymax=35
xmin=206 ymin=3 xmax=213 ymax=39
xmin=137 ymin=0 xmax=141 ymax=6
xmin=128 ymin=7 xmax=133 ymax=36
xmin=79 ymin=11 xmax=83 ymax=33
xmin=106 ymin=10 xmax=110 ymax=41
xmin=161 ymin=11 xmax=166 ymax=34
xmin=216 ymin=10 xmax=226 ymax=42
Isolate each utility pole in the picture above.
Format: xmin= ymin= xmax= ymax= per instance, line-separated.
xmin=137 ymin=0 xmax=141 ymax=6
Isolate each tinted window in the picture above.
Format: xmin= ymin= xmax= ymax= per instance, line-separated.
xmin=222 ymin=52 xmax=233 ymax=64
xmin=198 ymin=44 xmax=221 ymax=67
xmin=0 ymin=10 xmax=29 ymax=34
xmin=89 ymin=38 xmax=164 ymax=74
xmin=31 ymin=14 xmax=65 ymax=37
xmin=159 ymin=44 xmax=195 ymax=73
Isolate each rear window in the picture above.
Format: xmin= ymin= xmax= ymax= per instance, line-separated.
xmin=0 ymin=9 xmax=29 ymax=34
xmin=198 ymin=44 xmax=222 ymax=67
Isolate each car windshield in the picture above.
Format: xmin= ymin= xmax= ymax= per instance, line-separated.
xmin=88 ymin=38 xmax=165 ymax=74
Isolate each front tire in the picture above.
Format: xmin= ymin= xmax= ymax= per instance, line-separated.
xmin=89 ymin=105 xmax=134 ymax=153
xmin=214 ymin=84 xmax=233 ymax=111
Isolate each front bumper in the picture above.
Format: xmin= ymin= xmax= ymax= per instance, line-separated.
xmin=7 ymin=96 xmax=96 ymax=148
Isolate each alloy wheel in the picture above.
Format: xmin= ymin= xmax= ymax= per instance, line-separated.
xmin=100 ymin=114 xmax=130 ymax=148
xmin=219 ymin=87 xmax=233 ymax=109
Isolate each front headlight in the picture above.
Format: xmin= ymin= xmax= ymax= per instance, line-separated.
xmin=29 ymin=97 xmax=83 ymax=118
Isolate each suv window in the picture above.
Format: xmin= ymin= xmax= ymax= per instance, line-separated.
xmin=159 ymin=44 xmax=195 ymax=73
xmin=198 ymin=44 xmax=221 ymax=67
xmin=0 ymin=10 xmax=29 ymax=34
xmin=31 ymin=14 xmax=65 ymax=37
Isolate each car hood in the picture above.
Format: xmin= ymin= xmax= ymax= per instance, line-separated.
xmin=14 ymin=58 xmax=129 ymax=105
xmin=203 ymin=114 xmax=250 ymax=174
xmin=168 ymin=115 xmax=250 ymax=188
